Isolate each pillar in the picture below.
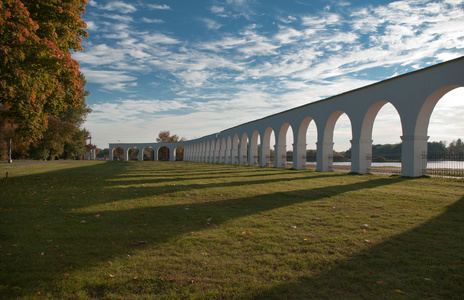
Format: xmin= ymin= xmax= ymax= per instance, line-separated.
xmin=248 ymin=146 xmax=258 ymax=166
xmin=401 ymin=135 xmax=428 ymax=177
xmin=260 ymin=145 xmax=271 ymax=167
xmin=274 ymin=144 xmax=287 ymax=168
xmin=316 ymin=141 xmax=333 ymax=172
xmin=293 ymin=143 xmax=307 ymax=170
xmin=239 ymin=144 xmax=248 ymax=165
xmin=350 ymin=139 xmax=373 ymax=174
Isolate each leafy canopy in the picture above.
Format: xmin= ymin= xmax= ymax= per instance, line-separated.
xmin=0 ymin=0 xmax=88 ymax=139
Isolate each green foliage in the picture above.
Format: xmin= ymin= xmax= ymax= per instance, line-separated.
xmin=0 ymin=0 xmax=88 ymax=140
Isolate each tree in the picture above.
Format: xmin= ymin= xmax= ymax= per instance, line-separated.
xmin=0 ymin=0 xmax=88 ymax=140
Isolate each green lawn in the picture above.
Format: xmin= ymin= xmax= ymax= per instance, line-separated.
xmin=1 ymin=161 xmax=463 ymax=299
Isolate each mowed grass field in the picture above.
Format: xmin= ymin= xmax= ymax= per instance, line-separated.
xmin=0 ymin=161 xmax=463 ymax=299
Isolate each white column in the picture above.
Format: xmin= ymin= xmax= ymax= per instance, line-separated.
xmin=239 ymin=144 xmax=248 ymax=165
xmin=293 ymin=143 xmax=307 ymax=170
xmin=260 ymin=145 xmax=271 ymax=167
xmin=316 ymin=142 xmax=333 ymax=172
xmin=248 ymin=146 xmax=258 ymax=166
xmin=274 ymin=144 xmax=287 ymax=168
xmin=401 ymin=135 xmax=428 ymax=177
xmin=350 ymin=139 xmax=372 ymax=174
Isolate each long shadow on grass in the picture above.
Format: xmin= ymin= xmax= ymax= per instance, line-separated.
xmin=0 ymin=161 xmax=413 ymax=298
xmin=256 ymin=195 xmax=464 ymax=299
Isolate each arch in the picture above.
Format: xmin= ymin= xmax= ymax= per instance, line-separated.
xmin=416 ymin=85 xmax=462 ymax=138
xmin=220 ymin=138 xmax=227 ymax=164
xmin=214 ymin=139 xmax=221 ymax=163
xmin=249 ymin=130 xmax=260 ymax=166
xmin=239 ymin=133 xmax=249 ymax=166
xmin=232 ymin=134 xmax=240 ymax=164
xmin=142 ymin=146 xmax=155 ymax=161
xmin=112 ymin=147 xmax=124 ymax=161
xmin=275 ymin=123 xmax=293 ymax=168
xmin=350 ymin=101 xmax=401 ymax=173
xmin=295 ymin=117 xmax=317 ymax=170
xmin=158 ymin=146 xmax=169 ymax=161
xmin=317 ymin=110 xmax=351 ymax=172
xmin=226 ymin=136 xmax=232 ymax=164
xmin=205 ymin=141 xmax=210 ymax=163
xmin=175 ymin=145 xmax=184 ymax=161
xmin=260 ymin=127 xmax=275 ymax=167
xmin=428 ymin=87 xmax=464 ymax=142
xmin=128 ymin=147 xmax=139 ymax=161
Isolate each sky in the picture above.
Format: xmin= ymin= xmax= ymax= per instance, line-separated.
xmin=74 ymin=0 xmax=464 ymax=151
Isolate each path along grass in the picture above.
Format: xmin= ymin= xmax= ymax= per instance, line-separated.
xmin=0 ymin=161 xmax=463 ymax=299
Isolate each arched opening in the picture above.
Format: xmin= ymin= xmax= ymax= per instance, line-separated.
xmin=158 ymin=146 xmax=169 ymax=161
xmin=210 ymin=140 xmax=216 ymax=163
xmin=249 ymin=130 xmax=260 ymax=166
xmin=220 ymin=138 xmax=227 ymax=164
xmin=298 ymin=117 xmax=317 ymax=170
xmin=426 ymin=87 xmax=464 ymax=176
xmin=225 ymin=136 xmax=232 ymax=164
xmin=205 ymin=141 xmax=211 ymax=163
xmin=200 ymin=142 xmax=205 ymax=162
xmin=239 ymin=133 xmax=249 ymax=166
xmin=112 ymin=147 xmax=124 ymax=161
xmin=370 ymin=102 xmax=402 ymax=172
xmin=175 ymin=146 xmax=184 ymax=161
xmin=276 ymin=123 xmax=294 ymax=168
xmin=319 ymin=111 xmax=351 ymax=172
xmin=128 ymin=147 xmax=139 ymax=161
xmin=261 ymin=127 xmax=275 ymax=167
xmin=214 ymin=139 xmax=220 ymax=163
xmin=232 ymin=134 xmax=240 ymax=164
xmin=143 ymin=147 xmax=154 ymax=161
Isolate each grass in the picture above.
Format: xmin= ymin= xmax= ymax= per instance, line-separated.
xmin=0 ymin=161 xmax=463 ymax=299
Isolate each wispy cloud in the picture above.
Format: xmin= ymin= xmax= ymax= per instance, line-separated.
xmin=100 ymin=2 xmax=136 ymax=14
xmin=148 ymin=4 xmax=171 ymax=10
xmin=80 ymin=68 xmax=138 ymax=91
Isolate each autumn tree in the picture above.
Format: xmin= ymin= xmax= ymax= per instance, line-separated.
xmin=156 ymin=130 xmax=186 ymax=160
xmin=0 ymin=0 xmax=88 ymax=140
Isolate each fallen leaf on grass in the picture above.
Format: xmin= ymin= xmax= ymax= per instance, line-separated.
xmin=109 ymin=274 xmax=115 ymax=278
xmin=395 ymin=289 xmax=405 ymax=294
xmin=62 ymin=273 xmax=70 ymax=277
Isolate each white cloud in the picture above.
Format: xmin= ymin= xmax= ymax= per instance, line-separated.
xmin=200 ymin=18 xmax=223 ymax=30
xmin=100 ymin=2 xmax=136 ymax=14
xmin=141 ymin=17 xmax=164 ymax=24
xmin=210 ymin=6 xmax=225 ymax=14
xmin=148 ymin=4 xmax=171 ymax=10
xmin=85 ymin=21 xmax=97 ymax=30
xmin=143 ymin=33 xmax=181 ymax=45
xmin=80 ymin=68 xmax=138 ymax=91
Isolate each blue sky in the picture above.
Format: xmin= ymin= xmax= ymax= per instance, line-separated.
xmin=74 ymin=0 xmax=464 ymax=151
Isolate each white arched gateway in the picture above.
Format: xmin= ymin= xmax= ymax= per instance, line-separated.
xmin=110 ymin=57 xmax=464 ymax=177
